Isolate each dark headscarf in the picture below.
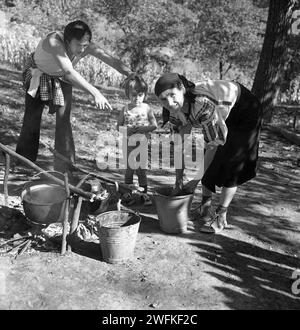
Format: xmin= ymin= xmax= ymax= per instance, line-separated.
xmin=154 ymin=73 xmax=196 ymax=127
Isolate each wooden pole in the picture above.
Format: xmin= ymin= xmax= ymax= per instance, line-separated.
xmin=61 ymin=173 xmax=70 ymax=255
xmin=0 ymin=142 xmax=93 ymax=200
xmin=40 ymin=141 xmax=134 ymax=192
xmin=70 ymin=196 xmax=83 ymax=237
xmin=68 ymin=174 xmax=90 ymax=252
xmin=4 ymin=153 xmax=10 ymax=206
xmin=67 ymin=197 xmax=75 ymax=253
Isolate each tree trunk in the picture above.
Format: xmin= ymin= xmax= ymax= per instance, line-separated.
xmin=252 ymin=0 xmax=295 ymax=123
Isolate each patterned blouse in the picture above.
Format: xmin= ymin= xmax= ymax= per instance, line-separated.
xmin=169 ymin=80 xmax=240 ymax=147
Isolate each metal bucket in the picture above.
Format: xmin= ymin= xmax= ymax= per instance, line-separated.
xmin=21 ymin=171 xmax=67 ymax=225
xmin=154 ymin=187 xmax=193 ymax=234
xmin=97 ymin=211 xmax=141 ymax=264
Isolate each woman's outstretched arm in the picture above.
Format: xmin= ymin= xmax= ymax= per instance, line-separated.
xmin=87 ymin=43 xmax=133 ymax=77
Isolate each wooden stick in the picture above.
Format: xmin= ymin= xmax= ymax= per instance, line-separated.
xmin=15 ymin=239 xmax=32 ymax=259
xmin=7 ymin=239 xmax=29 ymax=253
xmin=70 ymin=196 xmax=83 ymax=236
xmin=4 ymin=153 xmax=10 ymax=206
xmin=67 ymin=197 xmax=75 ymax=253
xmin=0 ymin=236 xmax=31 ymax=248
xmin=68 ymin=174 xmax=90 ymax=251
xmin=117 ymin=199 xmax=122 ymax=212
xmin=76 ymin=174 xmax=91 ymax=188
xmin=61 ymin=173 xmax=70 ymax=255
xmin=0 ymin=142 xmax=94 ymax=200
xmin=40 ymin=141 xmax=134 ymax=192
xmin=70 ymin=174 xmax=90 ymax=234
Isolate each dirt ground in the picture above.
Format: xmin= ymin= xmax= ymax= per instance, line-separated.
xmin=0 ymin=65 xmax=300 ymax=310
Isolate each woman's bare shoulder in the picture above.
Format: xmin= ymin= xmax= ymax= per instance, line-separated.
xmin=43 ymin=32 xmax=65 ymax=53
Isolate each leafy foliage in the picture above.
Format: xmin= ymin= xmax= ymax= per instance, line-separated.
xmin=0 ymin=0 xmax=268 ymax=86
xmin=180 ymin=0 xmax=266 ymax=79
xmin=94 ymin=0 xmax=197 ymax=73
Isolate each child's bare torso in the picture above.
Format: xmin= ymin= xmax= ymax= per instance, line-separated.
xmin=125 ymin=103 xmax=149 ymax=127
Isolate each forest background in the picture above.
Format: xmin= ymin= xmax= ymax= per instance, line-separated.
xmin=1 ymin=0 xmax=300 ymax=117
xmin=0 ymin=0 xmax=269 ymax=88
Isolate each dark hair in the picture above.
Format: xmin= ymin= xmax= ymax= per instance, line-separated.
xmin=124 ymin=76 xmax=148 ymax=99
xmin=63 ymin=20 xmax=92 ymax=43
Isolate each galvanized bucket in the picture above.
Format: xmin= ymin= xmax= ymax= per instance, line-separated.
xmin=154 ymin=187 xmax=193 ymax=234
xmin=97 ymin=210 xmax=141 ymax=264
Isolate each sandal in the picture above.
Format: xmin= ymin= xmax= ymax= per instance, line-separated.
xmin=200 ymin=211 xmax=228 ymax=234
xmin=198 ymin=196 xmax=213 ymax=223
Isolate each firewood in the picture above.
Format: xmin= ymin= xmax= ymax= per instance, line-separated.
xmin=61 ymin=173 xmax=70 ymax=255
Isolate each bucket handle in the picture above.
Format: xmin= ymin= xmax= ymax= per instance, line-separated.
xmin=21 ymin=170 xmax=66 ymax=196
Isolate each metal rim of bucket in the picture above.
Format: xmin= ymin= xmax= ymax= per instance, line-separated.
xmin=97 ymin=210 xmax=141 ymax=230
xmin=154 ymin=188 xmax=193 ymax=200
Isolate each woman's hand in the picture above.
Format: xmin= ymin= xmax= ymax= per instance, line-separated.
xmin=183 ymin=180 xmax=199 ymax=194
xmin=93 ymin=91 xmax=112 ymax=111
xmin=169 ymin=179 xmax=184 ymax=196
xmin=170 ymin=186 xmax=182 ymax=196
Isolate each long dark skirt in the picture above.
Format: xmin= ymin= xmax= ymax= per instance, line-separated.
xmin=201 ymin=84 xmax=263 ymax=193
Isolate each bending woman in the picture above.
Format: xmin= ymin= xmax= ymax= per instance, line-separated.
xmin=16 ymin=20 xmax=133 ymax=173
xmin=154 ymin=73 xmax=263 ymax=234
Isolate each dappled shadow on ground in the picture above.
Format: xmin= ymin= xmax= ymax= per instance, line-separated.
xmin=190 ymin=234 xmax=300 ymax=309
xmin=133 ymin=128 xmax=300 ymax=309
xmin=0 ymin=205 xmax=31 ymax=239
xmin=2 ymin=64 xmax=300 ymax=309
xmin=225 ymin=130 xmax=300 ymax=251
xmin=138 ymin=215 xmax=161 ymax=235
xmin=179 ymin=129 xmax=300 ymax=309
